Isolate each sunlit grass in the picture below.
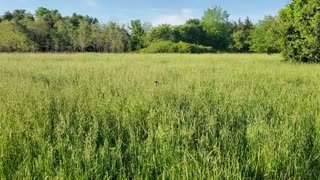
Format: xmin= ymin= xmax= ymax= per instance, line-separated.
xmin=0 ymin=53 xmax=319 ymax=179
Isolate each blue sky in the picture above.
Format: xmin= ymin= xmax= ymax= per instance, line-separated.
xmin=0 ymin=0 xmax=290 ymax=25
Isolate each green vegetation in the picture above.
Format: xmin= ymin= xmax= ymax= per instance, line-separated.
xmin=140 ymin=41 xmax=213 ymax=53
xmin=1 ymin=53 xmax=320 ymax=179
xmin=248 ymin=16 xmax=281 ymax=54
xmin=231 ymin=18 xmax=253 ymax=53
xmin=0 ymin=6 xmax=275 ymax=54
xmin=279 ymin=0 xmax=320 ymax=62
xmin=201 ymin=6 xmax=233 ymax=50
xmin=1 ymin=1 xmax=319 ymax=62
xmin=0 ymin=20 xmax=36 ymax=52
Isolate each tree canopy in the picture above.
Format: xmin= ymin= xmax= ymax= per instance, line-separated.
xmin=279 ymin=0 xmax=320 ymax=62
xmin=0 ymin=2 xmax=319 ymax=59
xmin=249 ymin=16 xmax=281 ymax=54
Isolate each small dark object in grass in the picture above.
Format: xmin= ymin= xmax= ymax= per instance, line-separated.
xmin=154 ymin=81 xmax=159 ymax=84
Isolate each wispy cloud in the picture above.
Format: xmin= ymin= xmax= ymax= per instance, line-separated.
xmin=84 ymin=0 xmax=97 ymax=8
xmin=152 ymin=8 xmax=197 ymax=26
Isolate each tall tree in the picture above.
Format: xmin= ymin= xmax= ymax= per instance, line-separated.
xmin=12 ymin=9 xmax=30 ymax=21
xmin=129 ymin=20 xmax=146 ymax=51
xmin=146 ymin=24 xmax=176 ymax=44
xmin=91 ymin=23 xmax=104 ymax=52
xmin=26 ymin=17 xmax=51 ymax=51
xmin=102 ymin=22 xmax=129 ymax=53
xmin=175 ymin=19 xmax=206 ymax=45
xmin=201 ymin=6 xmax=233 ymax=50
xmin=279 ymin=0 xmax=320 ymax=62
xmin=77 ymin=19 xmax=91 ymax=52
xmin=249 ymin=16 xmax=281 ymax=54
xmin=53 ymin=20 xmax=73 ymax=51
xmin=0 ymin=20 xmax=35 ymax=52
xmin=2 ymin=11 xmax=13 ymax=21
xmin=231 ymin=17 xmax=254 ymax=52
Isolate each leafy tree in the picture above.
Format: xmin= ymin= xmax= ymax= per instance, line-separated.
xmin=129 ymin=20 xmax=146 ymax=51
xmin=146 ymin=24 xmax=176 ymax=44
xmin=175 ymin=19 xmax=206 ymax=45
xmin=279 ymin=0 xmax=320 ymax=62
xmin=2 ymin=11 xmax=13 ymax=21
xmin=0 ymin=20 xmax=35 ymax=52
xmin=12 ymin=9 xmax=32 ymax=21
xmin=35 ymin=7 xmax=61 ymax=28
xmin=202 ymin=6 xmax=229 ymax=35
xmin=201 ymin=6 xmax=233 ymax=50
xmin=26 ymin=17 xmax=51 ymax=51
xmin=249 ymin=16 xmax=281 ymax=53
xmin=53 ymin=20 xmax=73 ymax=51
xmin=102 ymin=22 xmax=129 ymax=53
xmin=91 ymin=23 xmax=104 ymax=52
xmin=35 ymin=7 xmax=51 ymax=17
xmin=68 ymin=13 xmax=82 ymax=27
xmin=77 ymin=19 xmax=91 ymax=52
xmin=231 ymin=17 xmax=254 ymax=52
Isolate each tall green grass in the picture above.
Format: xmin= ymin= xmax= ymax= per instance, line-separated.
xmin=0 ymin=53 xmax=319 ymax=179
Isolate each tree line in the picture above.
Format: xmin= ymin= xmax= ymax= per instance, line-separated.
xmin=0 ymin=6 xmax=281 ymax=54
xmin=0 ymin=0 xmax=319 ymax=62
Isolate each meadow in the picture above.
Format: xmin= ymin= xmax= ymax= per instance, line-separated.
xmin=0 ymin=53 xmax=319 ymax=179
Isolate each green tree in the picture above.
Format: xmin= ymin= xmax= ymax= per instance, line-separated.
xmin=232 ymin=17 xmax=254 ymax=52
xmin=90 ymin=23 xmax=103 ymax=52
xmin=146 ymin=24 xmax=176 ymax=44
xmin=129 ymin=20 xmax=146 ymax=51
xmin=26 ymin=17 xmax=51 ymax=51
xmin=279 ymin=0 xmax=320 ymax=62
xmin=77 ymin=19 xmax=91 ymax=52
xmin=102 ymin=22 xmax=129 ymax=53
xmin=249 ymin=16 xmax=281 ymax=53
xmin=12 ymin=10 xmax=33 ymax=21
xmin=201 ymin=6 xmax=233 ymax=50
xmin=2 ymin=11 xmax=13 ymax=21
xmin=175 ymin=19 xmax=206 ymax=45
xmin=35 ymin=7 xmax=61 ymax=27
xmin=0 ymin=20 xmax=35 ymax=52
xmin=52 ymin=20 xmax=73 ymax=51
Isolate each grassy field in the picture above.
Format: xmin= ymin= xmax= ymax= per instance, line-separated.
xmin=0 ymin=53 xmax=320 ymax=179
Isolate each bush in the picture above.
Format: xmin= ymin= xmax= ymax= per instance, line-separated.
xmin=140 ymin=41 xmax=214 ymax=53
xmin=279 ymin=0 xmax=320 ymax=62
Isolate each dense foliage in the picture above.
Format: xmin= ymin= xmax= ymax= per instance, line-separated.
xmin=279 ymin=0 xmax=320 ymax=62
xmin=249 ymin=16 xmax=281 ymax=54
xmin=0 ymin=20 xmax=36 ymax=52
xmin=231 ymin=18 xmax=254 ymax=52
xmin=0 ymin=8 xmax=129 ymax=52
xmin=0 ymin=7 xmax=277 ymax=54
xmin=140 ymin=41 xmax=213 ymax=53
xmin=0 ymin=1 xmax=319 ymax=60
xmin=201 ymin=6 xmax=233 ymax=50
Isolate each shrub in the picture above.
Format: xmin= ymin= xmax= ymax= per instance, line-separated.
xmin=140 ymin=41 xmax=214 ymax=53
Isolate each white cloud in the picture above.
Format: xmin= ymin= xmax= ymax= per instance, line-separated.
xmin=152 ymin=8 xmax=196 ymax=26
